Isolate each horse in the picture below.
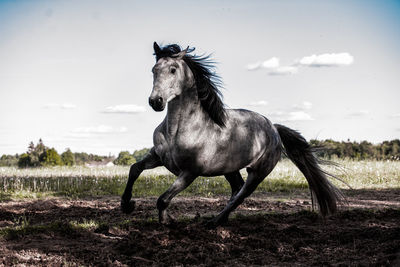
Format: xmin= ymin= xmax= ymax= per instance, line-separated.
xmin=121 ymin=42 xmax=343 ymax=227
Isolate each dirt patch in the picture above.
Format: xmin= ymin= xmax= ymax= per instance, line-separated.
xmin=1 ymin=189 xmax=400 ymax=266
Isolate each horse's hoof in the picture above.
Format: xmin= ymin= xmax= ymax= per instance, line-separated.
xmin=204 ymin=219 xmax=218 ymax=229
xmin=121 ymin=200 xmax=135 ymax=214
xmin=159 ymin=211 xmax=175 ymax=225
xmin=204 ymin=216 xmax=228 ymax=229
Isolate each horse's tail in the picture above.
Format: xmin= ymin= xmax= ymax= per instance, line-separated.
xmin=274 ymin=124 xmax=343 ymax=216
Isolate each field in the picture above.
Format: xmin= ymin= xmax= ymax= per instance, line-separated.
xmin=1 ymin=160 xmax=400 ymax=266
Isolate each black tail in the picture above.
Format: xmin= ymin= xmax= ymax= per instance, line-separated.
xmin=274 ymin=124 xmax=343 ymax=216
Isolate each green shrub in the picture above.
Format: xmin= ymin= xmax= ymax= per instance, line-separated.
xmin=17 ymin=153 xmax=31 ymax=168
xmin=132 ymin=148 xmax=150 ymax=162
xmin=114 ymin=151 xmax=136 ymax=166
xmin=61 ymin=149 xmax=75 ymax=166
xmin=41 ymin=148 xmax=62 ymax=166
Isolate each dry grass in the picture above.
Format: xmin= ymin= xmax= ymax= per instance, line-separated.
xmin=1 ymin=159 xmax=399 ymax=200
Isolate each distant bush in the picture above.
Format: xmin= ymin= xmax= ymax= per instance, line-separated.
xmin=73 ymin=152 xmax=109 ymax=165
xmin=61 ymin=149 xmax=75 ymax=166
xmin=17 ymin=153 xmax=31 ymax=168
xmin=132 ymin=148 xmax=150 ymax=162
xmin=41 ymin=148 xmax=62 ymax=166
xmin=113 ymin=148 xmax=151 ymax=166
xmin=28 ymin=139 xmax=46 ymax=167
xmin=0 ymin=154 xmax=19 ymax=167
xmin=73 ymin=152 xmax=90 ymax=165
xmin=114 ymin=151 xmax=136 ymax=166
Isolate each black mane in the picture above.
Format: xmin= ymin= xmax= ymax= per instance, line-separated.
xmin=154 ymin=43 xmax=227 ymax=127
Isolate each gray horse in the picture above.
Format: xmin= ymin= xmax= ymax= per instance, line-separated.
xmin=121 ymin=42 xmax=343 ymax=227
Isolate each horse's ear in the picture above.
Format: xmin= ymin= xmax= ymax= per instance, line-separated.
xmin=153 ymin=42 xmax=161 ymax=56
xmin=174 ymin=46 xmax=189 ymax=59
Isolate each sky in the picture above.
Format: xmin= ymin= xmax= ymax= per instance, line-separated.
xmin=0 ymin=0 xmax=399 ymax=156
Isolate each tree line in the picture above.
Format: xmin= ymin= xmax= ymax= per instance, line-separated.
xmin=0 ymin=138 xmax=399 ymax=168
xmin=309 ymin=139 xmax=400 ymax=160
xmin=0 ymin=139 xmax=149 ymax=168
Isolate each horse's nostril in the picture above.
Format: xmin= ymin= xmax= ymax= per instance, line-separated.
xmin=149 ymin=97 xmax=154 ymax=107
xmin=149 ymin=96 xmax=164 ymax=111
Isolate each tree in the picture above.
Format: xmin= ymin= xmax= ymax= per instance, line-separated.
xmin=36 ymin=139 xmax=46 ymax=154
xmin=41 ymin=148 xmax=62 ymax=166
xmin=28 ymin=142 xmax=35 ymax=154
xmin=114 ymin=151 xmax=136 ymax=166
xmin=18 ymin=153 xmax=31 ymax=168
xmin=18 ymin=140 xmax=46 ymax=168
xmin=132 ymin=148 xmax=150 ymax=162
xmin=392 ymin=140 xmax=400 ymax=159
xmin=25 ymin=139 xmax=48 ymax=167
xmin=28 ymin=143 xmax=41 ymax=167
xmin=0 ymin=154 xmax=19 ymax=167
xmin=74 ymin=152 xmax=89 ymax=165
xmin=61 ymin=148 xmax=75 ymax=166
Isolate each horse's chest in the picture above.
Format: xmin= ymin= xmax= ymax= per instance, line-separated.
xmin=155 ymin=130 xmax=208 ymax=173
xmin=174 ymin=132 xmax=225 ymax=172
xmin=153 ymin=131 xmax=180 ymax=174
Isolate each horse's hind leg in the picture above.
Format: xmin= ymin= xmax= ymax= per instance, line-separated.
xmin=156 ymin=172 xmax=197 ymax=224
xmin=225 ymin=171 xmax=245 ymax=200
xmin=121 ymin=148 xmax=161 ymax=213
xmin=207 ymin=164 xmax=277 ymax=228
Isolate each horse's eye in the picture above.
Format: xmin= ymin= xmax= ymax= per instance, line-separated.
xmin=170 ymin=68 xmax=176 ymax=74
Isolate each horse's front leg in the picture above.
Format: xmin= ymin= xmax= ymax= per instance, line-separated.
xmin=121 ymin=148 xmax=161 ymax=213
xmin=156 ymin=172 xmax=197 ymax=224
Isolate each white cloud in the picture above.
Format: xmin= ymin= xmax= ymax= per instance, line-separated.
xmin=262 ymin=57 xmax=280 ymax=69
xmin=246 ymin=57 xmax=297 ymax=75
xmin=302 ymin=101 xmax=313 ymax=110
xmin=298 ymin=53 xmax=354 ymax=67
xmin=44 ymin=103 xmax=77 ymax=109
xmin=249 ymin=100 xmax=268 ymax=106
xmin=72 ymin=125 xmax=128 ymax=134
xmin=266 ymin=109 xmax=314 ymax=122
xmin=267 ymin=110 xmax=285 ymax=117
xmin=246 ymin=52 xmax=354 ymax=75
xmin=61 ymin=103 xmax=77 ymax=109
xmin=292 ymin=101 xmax=313 ymax=111
xmin=246 ymin=62 xmax=262 ymax=71
xmin=43 ymin=103 xmax=58 ymax=109
xmin=390 ymin=113 xmax=400 ymax=118
xmin=286 ymin=111 xmax=314 ymax=121
xmin=268 ymin=66 xmax=298 ymax=75
xmin=103 ymin=104 xmax=146 ymax=114
xmin=246 ymin=57 xmax=279 ymax=71
xmin=348 ymin=110 xmax=369 ymax=117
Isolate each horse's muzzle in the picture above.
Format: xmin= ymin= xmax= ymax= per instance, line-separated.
xmin=149 ymin=96 xmax=165 ymax=111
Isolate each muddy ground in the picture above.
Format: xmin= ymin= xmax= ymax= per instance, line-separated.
xmin=1 ymin=189 xmax=399 ymax=266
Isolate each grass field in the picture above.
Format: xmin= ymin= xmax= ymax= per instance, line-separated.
xmin=1 ymin=159 xmax=399 ymax=200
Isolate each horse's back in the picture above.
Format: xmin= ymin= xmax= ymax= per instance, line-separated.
xmin=226 ymin=108 xmax=281 ymax=153
xmin=152 ymin=108 xmax=281 ymax=176
xmin=197 ymin=108 xmax=281 ymax=175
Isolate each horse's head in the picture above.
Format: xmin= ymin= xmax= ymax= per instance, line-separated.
xmin=149 ymin=42 xmax=195 ymax=111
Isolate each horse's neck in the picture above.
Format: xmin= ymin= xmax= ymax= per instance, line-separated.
xmin=165 ymin=88 xmax=206 ymax=137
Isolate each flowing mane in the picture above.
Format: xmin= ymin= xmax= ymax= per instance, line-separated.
xmin=154 ymin=44 xmax=227 ymax=127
